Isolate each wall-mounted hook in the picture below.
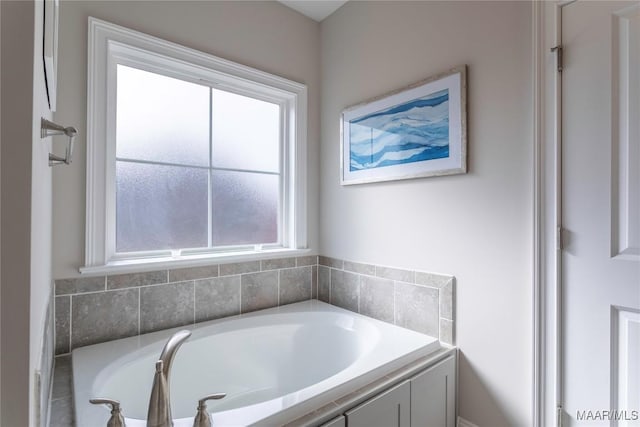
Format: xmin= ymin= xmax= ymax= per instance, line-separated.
xmin=41 ymin=118 xmax=77 ymax=166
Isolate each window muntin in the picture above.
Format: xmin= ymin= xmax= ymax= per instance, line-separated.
xmin=114 ymin=64 xmax=282 ymax=254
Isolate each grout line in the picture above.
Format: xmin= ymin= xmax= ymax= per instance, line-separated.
xmin=277 ymin=270 xmax=281 ymax=306
xmin=67 ymin=295 xmax=72 ymax=354
xmin=192 ymin=280 xmax=196 ymax=324
xmin=357 ymin=274 xmax=361 ymax=313
xmin=137 ymin=288 xmax=141 ymax=335
xmin=238 ymin=275 xmax=243 ymax=314
xmin=393 ymin=281 xmax=397 ymax=325
xmin=238 ymin=274 xmax=242 ymax=314
xmin=104 ymin=275 xmax=107 ymax=291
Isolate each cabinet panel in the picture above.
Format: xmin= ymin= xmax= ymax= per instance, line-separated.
xmin=345 ymin=380 xmax=410 ymax=427
xmin=410 ymin=356 xmax=455 ymax=427
xmin=320 ymin=415 xmax=346 ymax=427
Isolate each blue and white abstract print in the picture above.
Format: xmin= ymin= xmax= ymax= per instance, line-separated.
xmin=348 ymin=89 xmax=450 ymax=171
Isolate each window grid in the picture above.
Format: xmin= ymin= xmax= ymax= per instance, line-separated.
xmin=115 ymin=77 xmax=282 ymax=253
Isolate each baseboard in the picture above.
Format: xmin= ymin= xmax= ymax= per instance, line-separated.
xmin=458 ymin=416 xmax=480 ymax=427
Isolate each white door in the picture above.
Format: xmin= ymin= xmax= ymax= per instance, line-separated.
xmin=563 ymin=1 xmax=640 ymax=426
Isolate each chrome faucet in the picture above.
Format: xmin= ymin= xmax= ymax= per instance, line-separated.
xmin=147 ymin=330 xmax=192 ymax=427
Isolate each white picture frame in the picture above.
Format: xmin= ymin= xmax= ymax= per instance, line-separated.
xmin=43 ymin=0 xmax=59 ymax=111
xmin=340 ymin=65 xmax=467 ymax=185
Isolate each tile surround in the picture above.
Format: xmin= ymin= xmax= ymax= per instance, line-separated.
xmin=321 ymin=262 xmax=454 ymax=344
xmin=54 ymin=257 xmax=318 ymax=355
xmin=53 ymin=255 xmax=454 ymax=355
xmin=50 ymin=356 xmax=73 ymax=427
xmin=194 ymin=276 xmax=241 ymax=322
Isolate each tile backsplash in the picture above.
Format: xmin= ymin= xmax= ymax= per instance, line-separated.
xmin=317 ymin=257 xmax=454 ymax=345
xmin=54 ymin=255 xmax=454 ymax=355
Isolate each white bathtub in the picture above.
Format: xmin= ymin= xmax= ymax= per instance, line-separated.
xmin=73 ymin=300 xmax=441 ymax=426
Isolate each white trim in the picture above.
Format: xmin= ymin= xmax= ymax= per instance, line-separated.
xmin=85 ymin=18 xmax=308 ymax=271
xmin=532 ymin=1 xmax=545 ymax=426
xmin=79 ymin=248 xmax=312 ymax=275
xmin=457 ymin=416 xmax=479 ymax=427
xmin=537 ymin=2 xmax=566 ymax=427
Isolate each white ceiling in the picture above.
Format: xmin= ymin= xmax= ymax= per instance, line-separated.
xmin=278 ymin=0 xmax=348 ymax=22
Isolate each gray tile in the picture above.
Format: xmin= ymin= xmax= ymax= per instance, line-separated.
xmin=359 ymin=276 xmax=394 ymax=323
xmin=296 ymin=255 xmax=318 ymax=267
xmin=394 ymin=282 xmax=439 ymax=337
xmin=52 ymin=356 xmax=72 ymax=399
xmin=312 ymin=265 xmax=318 ymax=299
xmin=195 ymin=276 xmax=240 ymax=322
xmin=330 ymin=269 xmax=359 ymax=313
xmin=344 ymin=260 xmax=376 ymax=276
xmin=261 ymin=257 xmax=295 ymax=271
xmin=376 ymin=266 xmax=415 ymax=283
xmin=318 ymin=266 xmax=330 ymax=303
xmin=220 ymin=261 xmax=260 ymax=276
xmin=107 ymin=270 xmax=167 ymax=290
xmin=241 ymin=271 xmax=278 ymax=313
xmin=319 ymin=256 xmax=344 ymax=269
xmin=71 ymin=289 xmax=139 ymax=349
xmin=140 ymin=282 xmax=194 ymax=334
xmin=280 ymin=266 xmax=312 ymax=306
xmin=55 ymin=276 xmax=105 ymax=295
xmin=440 ymin=318 xmax=454 ymax=345
xmin=415 ymin=271 xmax=453 ymax=288
xmin=50 ymin=397 xmax=74 ymax=427
xmin=169 ymin=265 xmax=218 ymax=282
xmin=55 ymin=296 xmax=70 ymax=355
xmin=440 ymin=278 xmax=454 ymax=320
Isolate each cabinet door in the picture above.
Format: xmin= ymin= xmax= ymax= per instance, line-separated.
xmin=410 ymin=356 xmax=456 ymax=427
xmin=319 ymin=415 xmax=346 ymax=427
xmin=345 ymin=380 xmax=410 ymax=427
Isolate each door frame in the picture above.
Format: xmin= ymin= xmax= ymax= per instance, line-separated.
xmin=532 ymin=2 xmax=577 ymax=426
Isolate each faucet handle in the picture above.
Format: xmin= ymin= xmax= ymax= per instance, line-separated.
xmin=193 ymin=393 xmax=226 ymax=427
xmin=90 ymin=398 xmax=126 ymax=427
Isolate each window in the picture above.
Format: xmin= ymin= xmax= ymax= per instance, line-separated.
xmin=84 ymin=18 xmax=307 ymax=272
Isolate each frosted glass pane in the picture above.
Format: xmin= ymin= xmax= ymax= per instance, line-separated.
xmin=212 ymin=89 xmax=280 ymax=172
xmin=116 ymin=65 xmax=209 ymax=166
xmin=212 ymin=171 xmax=279 ymax=246
xmin=116 ymin=161 xmax=208 ymax=252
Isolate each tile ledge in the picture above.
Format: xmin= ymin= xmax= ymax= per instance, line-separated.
xmin=79 ymin=249 xmax=313 ymax=275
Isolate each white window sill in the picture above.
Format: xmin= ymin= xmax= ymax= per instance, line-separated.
xmin=79 ymin=248 xmax=313 ymax=275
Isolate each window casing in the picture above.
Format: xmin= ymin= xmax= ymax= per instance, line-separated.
xmin=84 ymin=18 xmax=307 ymax=273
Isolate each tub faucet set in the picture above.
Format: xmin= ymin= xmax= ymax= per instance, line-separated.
xmin=91 ymin=329 xmax=226 ymax=427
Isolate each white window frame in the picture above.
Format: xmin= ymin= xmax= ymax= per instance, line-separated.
xmin=82 ymin=18 xmax=308 ymax=274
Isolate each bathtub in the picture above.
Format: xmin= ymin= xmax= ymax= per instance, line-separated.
xmin=73 ymin=300 xmax=441 ymax=426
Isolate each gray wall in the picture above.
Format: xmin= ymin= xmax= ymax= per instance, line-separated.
xmin=52 ymin=0 xmax=321 ymax=278
xmin=1 ymin=0 xmax=54 ymax=425
xmin=319 ymin=2 xmax=532 ymax=426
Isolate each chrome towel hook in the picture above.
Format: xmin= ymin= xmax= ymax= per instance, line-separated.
xmin=41 ymin=118 xmax=77 ymax=166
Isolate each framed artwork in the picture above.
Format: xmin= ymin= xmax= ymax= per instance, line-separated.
xmin=340 ymin=65 xmax=467 ymax=185
xmin=43 ymin=0 xmax=59 ymax=111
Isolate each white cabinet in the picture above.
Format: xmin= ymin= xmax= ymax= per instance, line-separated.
xmin=410 ymin=356 xmax=456 ymax=427
xmin=319 ymin=415 xmax=346 ymax=427
xmin=345 ymin=381 xmax=411 ymax=427
xmin=335 ymin=355 xmax=455 ymax=427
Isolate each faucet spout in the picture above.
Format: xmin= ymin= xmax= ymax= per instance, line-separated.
xmin=147 ymin=330 xmax=192 ymax=427
xmin=158 ymin=330 xmax=192 ymax=380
